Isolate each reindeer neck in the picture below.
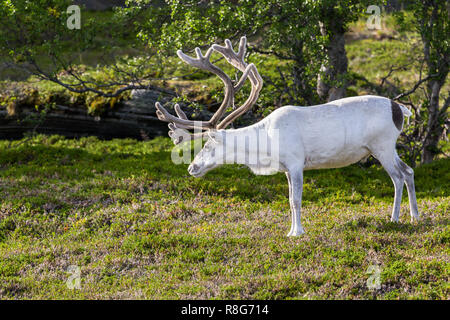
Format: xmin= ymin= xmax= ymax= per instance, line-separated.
xmin=222 ymin=123 xmax=265 ymax=165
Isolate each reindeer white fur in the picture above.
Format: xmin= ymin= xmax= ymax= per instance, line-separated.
xmin=156 ymin=37 xmax=420 ymax=236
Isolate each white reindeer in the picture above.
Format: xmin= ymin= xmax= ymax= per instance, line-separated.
xmin=155 ymin=36 xmax=420 ymax=236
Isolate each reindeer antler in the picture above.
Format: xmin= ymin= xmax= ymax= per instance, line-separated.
xmin=155 ymin=36 xmax=263 ymax=144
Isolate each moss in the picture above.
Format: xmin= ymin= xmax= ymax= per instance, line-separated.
xmin=87 ymin=96 xmax=107 ymax=115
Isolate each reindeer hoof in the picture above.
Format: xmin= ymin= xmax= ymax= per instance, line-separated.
xmin=287 ymin=228 xmax=305 ymax=237
xmin=390 ymin=216 xmax=400 ymax=223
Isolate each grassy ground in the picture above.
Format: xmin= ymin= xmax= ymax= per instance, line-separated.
xmin=0 ymin=135 xmax=448 ymax=299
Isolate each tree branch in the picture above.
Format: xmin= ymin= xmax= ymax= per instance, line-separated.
xmin=393 ymin=73 xmax=439 ymax=100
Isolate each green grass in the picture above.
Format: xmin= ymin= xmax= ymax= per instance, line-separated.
xmin=347 ymin=37 xmax=422 ymax=85
xmin=0 ymin=135 xmax=448 ymax=299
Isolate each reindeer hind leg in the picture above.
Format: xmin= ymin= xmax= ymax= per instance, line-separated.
xmin=371 ymin=148 xmax=405 ymax=222
xmin=394 ymin=154 xmax=420 ymax=221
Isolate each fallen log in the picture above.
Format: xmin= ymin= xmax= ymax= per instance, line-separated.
xmin=0 ymin=89 xmax=213 ymax=140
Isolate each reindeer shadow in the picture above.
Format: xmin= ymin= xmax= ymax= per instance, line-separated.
xmin=342 ymin=215 xmax=448 ymax=234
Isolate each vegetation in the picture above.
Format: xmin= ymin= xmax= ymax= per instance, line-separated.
xmin=0 ymin=135 xmax=448 ymax=299
xmin=403 ymin=0 xmax=449 ymax=164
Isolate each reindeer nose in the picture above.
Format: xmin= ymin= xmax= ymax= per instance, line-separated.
xmin=188 ymin=163 xmax=199 ymax=174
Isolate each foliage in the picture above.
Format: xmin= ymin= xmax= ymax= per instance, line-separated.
xmin=392 ymin=0 xmax=449 ymax=164
xmin=0 ymin=0 xmax=96 ymax=73
xmin=0 ymin=0 xmax=163 ymax=98
xmin=0 ymin=1 xmax=379 ymax=106
xmin=0 ymin=135 xmax=448 ymax=299
xmin=121 ymin=0 xmax=374 ymax=105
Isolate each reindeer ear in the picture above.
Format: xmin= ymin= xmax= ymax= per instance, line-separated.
xmin=208 ymin=130 xmax=224 ymax=143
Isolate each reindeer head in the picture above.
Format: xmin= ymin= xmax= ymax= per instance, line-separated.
xmin=155 ymin=36 xmax=263 ymax=177
xmin=187 ymin=130 xmax=226 ymax=177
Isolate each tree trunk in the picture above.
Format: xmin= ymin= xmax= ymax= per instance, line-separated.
xmin=292 ymin=48 xmax=316 ymax=105
xmin=422 ymin=80 xmax=444 ymax=164
xmin=317 ymin=22 xmax=349 ymax=102
xmin=419 ymin=0 xmax=448 ymax=164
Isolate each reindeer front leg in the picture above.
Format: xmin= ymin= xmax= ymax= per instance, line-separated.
xmin=286 ymin=168 xmax=305 ymax=236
